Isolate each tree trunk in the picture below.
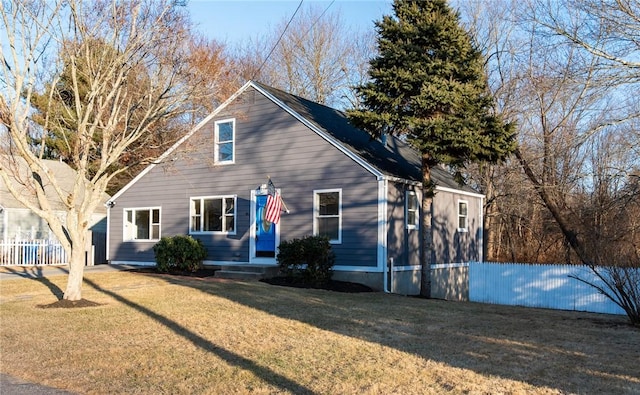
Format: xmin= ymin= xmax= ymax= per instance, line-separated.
xmin=482 ymin=165 xmax=498 ymax=261
xmin=420 ymin=156 xmax=434 ymax=297
xmin=63 ymin=234 xmax=87 ymax=301
xmin=515 ymin=148 xmax=590 ymax=265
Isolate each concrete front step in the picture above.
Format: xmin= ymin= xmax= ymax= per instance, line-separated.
xmin=214 ymin=264 xmax=279 ymax=280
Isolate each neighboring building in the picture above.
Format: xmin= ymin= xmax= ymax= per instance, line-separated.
xmin=0 ymin=157 xmax=109 ymax=265
xmin=106 ymin=81 xmax=484 ymax=295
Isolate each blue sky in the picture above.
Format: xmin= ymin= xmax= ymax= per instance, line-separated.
xmin=187 ymin=0 xmax=393 ymax=45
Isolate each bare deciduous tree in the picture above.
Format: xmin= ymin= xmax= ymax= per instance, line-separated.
xmin=1 ymin=0 xmax=207 ymax=301
xmin=237 ymin=5 xmax=375 ymax=109
xmin=458 ymin=0 xmax=640 ymax=324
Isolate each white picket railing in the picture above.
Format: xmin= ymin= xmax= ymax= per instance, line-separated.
xmin=469 ymin=262 xmax=629 ymax=315
xmin=0 ymin=239 xmax=68 ymax=266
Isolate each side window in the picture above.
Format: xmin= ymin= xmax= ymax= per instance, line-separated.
xmin=458 ymin=200 xmax=468 ymax=232
xmin=314 ymin=189 xmax=341 ymax=244
xmin=214 ymin=119 xmax=235 ymax=164
xmin=124 ymin=208 xmax=160 ymax=241
xmin=190 ymin=196 xmax=236 ymax=234
xmin=406 ymin=190 xmax=419 ymax=230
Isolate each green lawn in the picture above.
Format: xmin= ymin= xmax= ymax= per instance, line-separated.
xmin=1 ymin=270 xmax=638 ymax=394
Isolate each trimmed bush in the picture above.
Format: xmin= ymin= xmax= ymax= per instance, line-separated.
xmin=153 ymin=235 xmax=207 ymax=273
xmin=277 ymin=235 xmax=335 ymax=286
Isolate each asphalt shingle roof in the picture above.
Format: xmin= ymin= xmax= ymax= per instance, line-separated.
xmin=253 ymin=82 xmax=479 ymax=193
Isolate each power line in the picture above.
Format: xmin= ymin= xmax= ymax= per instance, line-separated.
xmin=252 ymin=0 xmax=304 ymax=80
xmin=299 ymin=0 xmax=335 ymax=42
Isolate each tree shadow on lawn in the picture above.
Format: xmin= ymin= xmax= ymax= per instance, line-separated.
xmin=143 ymin=271 xmax=639 ymax=395
xmin=81 ymin=276 xmax=315 ymax=394
xmin=3 ymin=266 xmax=65 ymax=301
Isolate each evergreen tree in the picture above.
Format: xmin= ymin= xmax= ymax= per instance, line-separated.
xmin=347 ymin=0 xmax=515 ymax=296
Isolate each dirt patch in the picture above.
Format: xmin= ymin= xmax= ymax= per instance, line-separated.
xmin=260 ymin=276 xmax=374 ymax=293
xmin=37 ymin=299 xmax=103 ymax=309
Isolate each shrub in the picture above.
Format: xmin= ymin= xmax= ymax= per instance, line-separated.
xmin=277 ymin=235 xmax=335 ymax=286
xmin=153 ymin=235 xmax=207 ymax=273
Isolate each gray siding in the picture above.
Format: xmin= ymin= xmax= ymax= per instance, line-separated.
xmin=432 ymin=190 xmax=482 ymax=263
xmin=387 ymin=183 xmax=482 ymax=267
xmin=386 ymin=182 xmax=420 ymax=268
xmin=109 ymin=87 xmax=379 ymax=267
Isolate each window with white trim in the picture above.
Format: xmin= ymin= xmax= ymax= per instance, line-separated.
xmin=458 ymin=200 xmax=468 ymax=232
xmin=214 ymin=119 xmax=235 ymax=164
xmin=406 ymin=190 xmax=419 ymax=230
xmin=190 ymin=196 xmax=236 ymax=234
xmin=314 ymin=189 xmax=341 ymax=243
xmin=124 ymin=208 xmax=160 ymax=241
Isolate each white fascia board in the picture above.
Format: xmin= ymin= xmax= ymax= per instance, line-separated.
xmin=251 ymin=82 xmax=385 ymax=181
xmin=384 ymin=175 xmax=421 ymax=186
xmin=435 ymin=185 xmax=485 ymax=199
xmin=109 ymin=81 xmax=254 ymax=203
xmin=385 ymin=178 xmax=485 ymax=198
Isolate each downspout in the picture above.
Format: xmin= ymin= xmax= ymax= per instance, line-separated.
xmin=105 ymin=201 xmax=115 ymax=262
xmin=379 ymin=177 xmax=390 ymax=293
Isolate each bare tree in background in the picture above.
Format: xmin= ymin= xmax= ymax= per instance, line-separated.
xmin=0 ymin=0 xmax=210 ymax=301
xmin=457 ymin=0 xmax=640 ymax=324
xmin=235 ymin=5 xmax=375 ymax=109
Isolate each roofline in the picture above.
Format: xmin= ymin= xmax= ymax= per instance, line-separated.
xmin=383 ymin=175 xmax=421 ymax=186
xmin=108 ymin=81 xmax=481 ymax=202
xmin=109 ymin=81 xmax=255 ymax=202
xmin=383 ymin=175 xmax=484 ymax=197
xmin=436 ymin=185 xmax=485 ymax=199
xmin=250 ymin=82 xmax=385 ymax=180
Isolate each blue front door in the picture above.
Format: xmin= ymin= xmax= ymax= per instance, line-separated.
xmin=255 ymin=194 xmax=276 ymax=258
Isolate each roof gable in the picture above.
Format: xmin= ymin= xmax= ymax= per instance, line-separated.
xmin=111 ymin=80 xmax=481 ymax=200
xmin=252 ymin=82 xmax=480 ymax=193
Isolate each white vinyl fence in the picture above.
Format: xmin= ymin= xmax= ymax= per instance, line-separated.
xmin=0 ymin=239 xmax=68 ymax=266
xmin=469 ymin=262 xmax=628 ymax=315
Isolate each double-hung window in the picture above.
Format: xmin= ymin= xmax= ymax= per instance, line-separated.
xmin=190 ymin=196 xmax=236 ymax=234
xmin=314 ymin=189 xmax=341 ymax=243
xmin=124 ymin=208 xmax=160 ymax=241
xmin=406 ymin=190 xmax=419 ymax=230
xmin=458 ymin=200 xmax=468 ymax=232
xmin=214 ymin=119 xmax=235 ymax=164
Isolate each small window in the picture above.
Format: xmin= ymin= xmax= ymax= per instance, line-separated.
xmin=314 ymin=189 xmax=341 ymax=243
xmin=124 ymin=208 xmax=160 ymax=241
xmin=458 ymin=200 xmax=468 ymax=232
xmin=214 ymin=119 xmax=235 ymax=164
xmin=190 ymin=196 xmax=236 ymax=234
xmin=406 ymin=190 xmax=419 ymax=230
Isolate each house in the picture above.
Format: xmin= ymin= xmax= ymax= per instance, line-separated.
xmin=106 ymin=81 xmax=484 ymax=295
xmin=0 ymin=157 xmax=109 ymax=265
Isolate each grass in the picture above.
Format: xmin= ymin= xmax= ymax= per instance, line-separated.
xmin=1 ymin=270 xmax=639 ymax=394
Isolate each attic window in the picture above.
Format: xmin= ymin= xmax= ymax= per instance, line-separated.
xmin=214 ymin=119 xmax=235 ymax=164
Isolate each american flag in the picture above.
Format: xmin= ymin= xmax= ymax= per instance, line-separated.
xmin=265 ymin=180 xmax=283 ymax=224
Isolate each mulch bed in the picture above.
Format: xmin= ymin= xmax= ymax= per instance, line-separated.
xmin=260 ymin=276 xmax=374 ymax=293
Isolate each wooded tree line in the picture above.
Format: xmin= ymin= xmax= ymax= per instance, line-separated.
xmin=457 ymin=0 xmax=640 ymax=267
xmin=2 ymin=0 xmax=638 ymax=305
